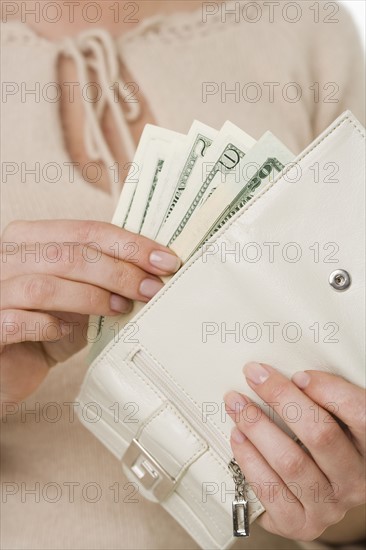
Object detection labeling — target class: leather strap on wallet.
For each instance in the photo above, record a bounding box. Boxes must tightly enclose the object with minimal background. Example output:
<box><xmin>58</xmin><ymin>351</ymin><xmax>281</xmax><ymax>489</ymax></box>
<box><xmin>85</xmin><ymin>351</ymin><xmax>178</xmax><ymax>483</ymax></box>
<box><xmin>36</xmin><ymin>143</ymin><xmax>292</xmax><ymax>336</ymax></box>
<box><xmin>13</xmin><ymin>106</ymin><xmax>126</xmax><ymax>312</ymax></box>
<box><xmin>77</xmin><ymin>111</ymin><xmax>365</xmax><ymax>550</ymax></box>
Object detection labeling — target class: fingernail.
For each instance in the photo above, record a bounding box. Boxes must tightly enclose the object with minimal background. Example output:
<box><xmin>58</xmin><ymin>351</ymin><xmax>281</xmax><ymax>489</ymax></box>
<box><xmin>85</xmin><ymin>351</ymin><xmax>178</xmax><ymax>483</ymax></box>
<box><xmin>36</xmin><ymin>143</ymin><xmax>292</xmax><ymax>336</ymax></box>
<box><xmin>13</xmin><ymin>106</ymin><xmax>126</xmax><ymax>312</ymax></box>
<box><xmin>224</xmin><ymin>391</ymin><xmax>248</xmax><ymax>413</ymax></box>
<box><xmin>149</xmin><ymin>250</ymin><xmax>181</xmax><ymax>273</ymax></box>
<box><xmin>292</xmin><ymin>371</ymin><xmax>310</xmax><ymax>389</ymax></box>
<box><xmin>243</xmin><ymin>362</ymin><xmax>270</xmax><ymax>385</ymax></box>
<box><xmin>110</xmin><ymin>294</ymin><xmax>132</xmax><ymax>313</ymax></box>
<box><xmin>139</xmin><ymin>278</ymin><xmax>164</xmax><ymax>299</ymax></box>
<box><xmin>231</xmin><ymin>427</ymin><xmax>246</xmax><ymax>444</ymax></box>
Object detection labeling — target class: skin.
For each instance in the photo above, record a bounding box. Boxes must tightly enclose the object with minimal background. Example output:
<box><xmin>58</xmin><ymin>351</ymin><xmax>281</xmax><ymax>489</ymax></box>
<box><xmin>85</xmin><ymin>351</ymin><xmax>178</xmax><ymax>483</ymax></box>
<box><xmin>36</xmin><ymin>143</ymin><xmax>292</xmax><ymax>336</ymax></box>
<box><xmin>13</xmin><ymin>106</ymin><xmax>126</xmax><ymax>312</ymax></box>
<box><xmin>0</xmin><ymin>219</ymin><xmax>181</xmax><ymax>404</ymax></box>
<box><xmin>2</xmin><ymin>0</ymin><xmax>365</xmax><ymax>544</ymax></box>
<box><xmin>224</xmin><ymin>363</ymin><xmax>366</xmax><ymax>543</ymax></box>
<box><xmin>4</xmin><ymin>1</ymin><xmax>204</xmax><ymax>191</ymax></box>
<box><xmin>0</xmin><ymin>0</ymin><xmax>194</xmax><ymax>403</ymax></box>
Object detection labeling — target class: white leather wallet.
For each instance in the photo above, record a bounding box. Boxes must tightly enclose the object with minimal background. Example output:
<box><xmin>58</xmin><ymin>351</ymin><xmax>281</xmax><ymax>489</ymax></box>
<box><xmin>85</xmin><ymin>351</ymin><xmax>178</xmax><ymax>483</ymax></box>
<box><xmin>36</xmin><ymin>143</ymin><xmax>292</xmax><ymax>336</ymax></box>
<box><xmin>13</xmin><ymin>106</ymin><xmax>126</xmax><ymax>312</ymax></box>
<box><xmin>77</xmin><ymin>111</ymin><xmax>365</xmax><ymax>550</ymax></box>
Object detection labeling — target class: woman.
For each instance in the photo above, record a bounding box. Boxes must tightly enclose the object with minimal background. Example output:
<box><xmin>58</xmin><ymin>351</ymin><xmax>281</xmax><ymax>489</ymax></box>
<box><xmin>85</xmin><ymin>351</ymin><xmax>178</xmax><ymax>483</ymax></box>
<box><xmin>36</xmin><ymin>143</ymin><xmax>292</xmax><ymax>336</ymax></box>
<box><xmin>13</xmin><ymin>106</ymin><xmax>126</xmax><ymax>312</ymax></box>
<box><xmin>1</xmin><ymin>1</ymin><xmax>365</xmax><ymax>548</ymax></box>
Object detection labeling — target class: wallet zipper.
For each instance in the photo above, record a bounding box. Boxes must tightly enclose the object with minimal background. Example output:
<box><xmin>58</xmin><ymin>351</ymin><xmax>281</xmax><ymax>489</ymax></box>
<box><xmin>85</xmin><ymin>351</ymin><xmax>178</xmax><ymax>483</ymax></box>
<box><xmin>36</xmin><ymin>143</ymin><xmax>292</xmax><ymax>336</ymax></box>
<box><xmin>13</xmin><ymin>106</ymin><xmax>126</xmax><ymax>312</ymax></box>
<box><xmin>228</xmin><ymin>458</ymin><xmax>250</xmax><ymax>537</ymax></box>
<box><xmin>133</xmin><ymin>350</ymin><xmax>250</xmax><ymax>537</ymax></box>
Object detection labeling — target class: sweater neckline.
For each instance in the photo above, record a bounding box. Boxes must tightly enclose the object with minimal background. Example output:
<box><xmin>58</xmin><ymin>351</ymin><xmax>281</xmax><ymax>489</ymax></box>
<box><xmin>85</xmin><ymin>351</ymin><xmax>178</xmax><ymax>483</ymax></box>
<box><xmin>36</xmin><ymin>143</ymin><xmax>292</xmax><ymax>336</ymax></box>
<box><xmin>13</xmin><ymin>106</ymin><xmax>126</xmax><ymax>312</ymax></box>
<box><xmin>0</xmin><ymin>2</ymin><xmax>239</xmax><ymax>203</ymax></box>
<box><xmin>0</xmin><ymin>1</ymin><xmax>238</xmax><ymax>48</ymax></box>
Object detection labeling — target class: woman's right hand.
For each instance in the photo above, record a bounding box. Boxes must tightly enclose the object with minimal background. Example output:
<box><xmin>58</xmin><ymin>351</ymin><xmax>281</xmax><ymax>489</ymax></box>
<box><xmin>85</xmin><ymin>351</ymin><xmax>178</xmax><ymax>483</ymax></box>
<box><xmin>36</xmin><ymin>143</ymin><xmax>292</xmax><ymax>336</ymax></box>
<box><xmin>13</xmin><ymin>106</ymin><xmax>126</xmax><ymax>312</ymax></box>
<box><xmin>0</xmin><ymin>220</ymin><xmax>181</xmax><ymax>407</ymax></box>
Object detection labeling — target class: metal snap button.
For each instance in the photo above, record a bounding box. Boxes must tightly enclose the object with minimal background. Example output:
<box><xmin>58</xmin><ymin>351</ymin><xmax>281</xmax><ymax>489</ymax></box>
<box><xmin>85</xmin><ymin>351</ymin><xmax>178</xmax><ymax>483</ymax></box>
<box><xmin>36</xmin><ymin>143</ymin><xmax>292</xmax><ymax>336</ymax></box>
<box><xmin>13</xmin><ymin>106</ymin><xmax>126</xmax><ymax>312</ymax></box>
<box><xmin>329</xmin><ymin>269</ymin><xmax>351</xmax><ymax>291</ymax></box>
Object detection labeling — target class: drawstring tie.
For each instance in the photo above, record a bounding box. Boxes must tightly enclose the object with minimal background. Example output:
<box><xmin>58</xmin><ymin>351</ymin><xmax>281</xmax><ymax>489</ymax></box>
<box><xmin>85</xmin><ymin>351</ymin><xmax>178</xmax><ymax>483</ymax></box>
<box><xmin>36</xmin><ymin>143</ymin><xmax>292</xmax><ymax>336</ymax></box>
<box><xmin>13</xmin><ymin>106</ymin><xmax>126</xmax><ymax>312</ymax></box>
<box><xmin>62</xmin><ymin>29</ymin><xmax>140</xmax><ymax>201</ymax></box>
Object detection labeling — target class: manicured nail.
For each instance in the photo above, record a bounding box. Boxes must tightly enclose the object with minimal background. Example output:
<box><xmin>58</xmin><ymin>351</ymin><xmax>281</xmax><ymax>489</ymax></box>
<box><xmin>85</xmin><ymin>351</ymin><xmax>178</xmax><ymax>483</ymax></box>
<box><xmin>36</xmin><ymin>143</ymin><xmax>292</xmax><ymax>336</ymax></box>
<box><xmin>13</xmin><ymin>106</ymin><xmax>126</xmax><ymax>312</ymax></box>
<box><xmin>110</xmin><ymin>294</ymin><xmax>132</xmax><ymax>313</ymax></box>
<box><xmin>243</xmin><ymin>362</ymin><xmax>270</xmax><ymax>385</ymax></box>
<box><xmin>231</xmin><ymin>427</ymin><xmax>246</xmax><ymax>444</ymax></box>
<box><xmin>149</xmin><ymin>250</ymin><xmax>181</xmax><ymax>273</ymax></box>
<box><xmin>292</xmin><ymin>371</ymin><xmax>310</xmax><ymax>389</ymax></box>
<box><xmin>224</xmin><ymin>391</ymin><xmax>248</xmax><ymax>413</ymax></box>
<box><xmin>139</xmin><ymin>278</ymin><xmax>164</xmax><ymax>299</ymax></box>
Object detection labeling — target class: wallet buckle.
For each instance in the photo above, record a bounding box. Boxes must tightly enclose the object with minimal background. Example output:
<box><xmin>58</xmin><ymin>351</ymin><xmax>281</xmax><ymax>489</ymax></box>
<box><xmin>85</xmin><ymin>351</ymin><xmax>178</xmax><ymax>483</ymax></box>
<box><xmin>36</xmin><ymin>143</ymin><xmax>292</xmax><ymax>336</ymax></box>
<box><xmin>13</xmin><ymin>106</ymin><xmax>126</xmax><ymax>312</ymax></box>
<box><xmin>123</xmin><ymin>438</ymin><xmax>176</xmax><ymax>501</ymax></box>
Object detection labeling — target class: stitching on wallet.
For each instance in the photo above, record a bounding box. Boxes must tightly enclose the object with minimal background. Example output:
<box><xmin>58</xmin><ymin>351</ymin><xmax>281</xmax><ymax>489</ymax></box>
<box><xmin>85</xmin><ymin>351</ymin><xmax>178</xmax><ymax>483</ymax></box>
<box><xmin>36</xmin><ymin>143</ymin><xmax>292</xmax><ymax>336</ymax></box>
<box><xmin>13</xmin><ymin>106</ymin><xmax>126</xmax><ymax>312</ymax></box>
<box><xmin>84</xmin><ymin>113</ymin><xmax>363</xmax><ymax>506</ymax></box>
<box><xmin>138</xmin><ymin>401</ymin><xmax>207</xmax><ymax>475</ymax></box>
<box><xmin>88</xmin><ymin>113</ymin><xmax>364</xmax><ymax>354</ymax></box>
<box><xmin>106</xmin><ymin>344</ymin><xmax>230</xmax><ymax>445</ymax></box>
<box><xmin>84</xmin><ymin>115</ymin><xmax>363</xmax><ymax>520</ymax></box>
<box><xmin>108</xmin><ymin>356</ymin><xmax>165</xmax><ymax>404</ymax></box>
<box><xmin>110</xmin><ymin>350</ymin><xmax>237</xmax><ymax>483</ymax></box>
<box><xmin>137</xmin><ymin>401</ymin><xmax>169</xmax><ymax>434</ymax></box>
<box><xmin>108</xmin><ymin>351</ymin><xmax>234</xmax><ymax>480</ymax></box>
<box><xmin>137</xmin><ymin>344</ymin><xmax>229</xmax><ymax>442</ymax></box>
<box><xmin>112</xmin><ymin>355</ymin><xmax>208</xmax><ymax>472</ymax></box>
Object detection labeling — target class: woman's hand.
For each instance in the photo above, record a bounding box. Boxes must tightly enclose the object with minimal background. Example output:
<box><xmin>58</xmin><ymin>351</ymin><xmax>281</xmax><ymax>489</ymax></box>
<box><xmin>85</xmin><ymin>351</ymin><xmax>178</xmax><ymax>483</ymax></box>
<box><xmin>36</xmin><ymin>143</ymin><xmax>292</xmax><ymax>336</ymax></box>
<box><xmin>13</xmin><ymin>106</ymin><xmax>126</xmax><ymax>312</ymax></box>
<box><xmin>224</xmin><ymin>364</ymin><xmax>366</xmax><ymax>542</ymax></box>
<box><xmin>0</xmin><ymin>219</ymin><xmax>180</xmax><ymax>406</ymax></box>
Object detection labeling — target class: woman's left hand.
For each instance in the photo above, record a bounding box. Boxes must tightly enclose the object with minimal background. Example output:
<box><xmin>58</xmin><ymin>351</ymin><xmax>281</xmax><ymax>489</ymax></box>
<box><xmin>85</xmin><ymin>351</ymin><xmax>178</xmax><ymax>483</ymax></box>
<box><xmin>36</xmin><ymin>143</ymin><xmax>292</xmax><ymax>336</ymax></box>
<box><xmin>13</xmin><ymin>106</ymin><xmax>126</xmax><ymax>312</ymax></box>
<box><xmin>224</xmin><ymin>364</ymin><xmax>366</xmax><ymax>542</ymax></box>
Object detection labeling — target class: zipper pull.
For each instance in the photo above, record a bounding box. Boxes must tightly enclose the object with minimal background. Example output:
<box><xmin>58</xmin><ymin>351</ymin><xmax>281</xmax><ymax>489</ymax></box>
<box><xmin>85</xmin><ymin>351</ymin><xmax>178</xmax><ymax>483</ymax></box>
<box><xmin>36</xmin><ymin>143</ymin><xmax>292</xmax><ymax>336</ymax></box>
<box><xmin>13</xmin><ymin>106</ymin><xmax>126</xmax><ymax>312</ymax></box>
<box><xmin>228</xmin><ymin>458</ymin><xmax>249</xmax><ymax>537</ymax></box>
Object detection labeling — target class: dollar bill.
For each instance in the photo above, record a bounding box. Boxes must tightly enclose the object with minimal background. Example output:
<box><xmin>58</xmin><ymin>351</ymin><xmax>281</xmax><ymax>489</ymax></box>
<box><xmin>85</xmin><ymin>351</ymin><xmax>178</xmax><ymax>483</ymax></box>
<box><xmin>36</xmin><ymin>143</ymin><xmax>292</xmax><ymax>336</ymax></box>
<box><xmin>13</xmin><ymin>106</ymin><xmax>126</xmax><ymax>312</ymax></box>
<box><xmin>140</xmin><ymin>121</ymin><xmax>218</xmax><ymax>239</ymax></box>
<box><xmin>170</xmin><ymin>132</ymin><xmax>295</xmax><ymax>262</ymax></box>
<box><xmin>95</xmin><ymin>126</ymin><xmax>184</xmax><ymax>338</ymax></box>
<box><xmin>157</xmin><ymin>121</ymin><xmax>256</xmax><ymax>246</ymax></box>
<box><xmin>111</xmin><ymin>125</ymin><xmax>184</xmax><ymax>229</ymax></box>
<box><xmin>124</xmin><ymin>139</ymin><xmax>178</xmax><ymax>233</ymax></box>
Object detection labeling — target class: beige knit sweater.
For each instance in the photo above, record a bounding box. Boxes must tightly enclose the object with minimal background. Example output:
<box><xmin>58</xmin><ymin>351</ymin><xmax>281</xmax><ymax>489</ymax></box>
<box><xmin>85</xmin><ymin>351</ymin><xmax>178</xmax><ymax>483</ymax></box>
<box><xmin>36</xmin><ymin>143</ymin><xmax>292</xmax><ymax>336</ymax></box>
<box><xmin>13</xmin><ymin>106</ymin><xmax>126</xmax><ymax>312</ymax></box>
<box><xmin>1</xmin><ymin>2</ymin><xmax>365</xmax><ymax>549</ymax></box>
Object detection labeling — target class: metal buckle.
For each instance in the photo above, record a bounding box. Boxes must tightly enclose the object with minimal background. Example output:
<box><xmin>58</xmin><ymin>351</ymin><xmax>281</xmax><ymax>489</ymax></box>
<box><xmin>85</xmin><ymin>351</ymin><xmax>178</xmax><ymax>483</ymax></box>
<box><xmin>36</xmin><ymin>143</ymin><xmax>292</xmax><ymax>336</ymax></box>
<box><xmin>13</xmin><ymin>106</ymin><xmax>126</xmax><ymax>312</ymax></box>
<box><xmin>123</xmin><ymin>439</ymin><xmax>176</xmax><ymax>501</ymax></box>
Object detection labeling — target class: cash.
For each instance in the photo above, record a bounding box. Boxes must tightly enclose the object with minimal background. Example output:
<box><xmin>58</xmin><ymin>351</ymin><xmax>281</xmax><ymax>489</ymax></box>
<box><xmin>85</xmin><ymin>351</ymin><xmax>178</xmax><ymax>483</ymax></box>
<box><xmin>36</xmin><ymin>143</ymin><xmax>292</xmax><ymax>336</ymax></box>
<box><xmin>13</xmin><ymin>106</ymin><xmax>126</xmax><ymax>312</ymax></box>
<box><xmin>170</xmin><ymin>132</ymin><xmax>294</xmax><ymax>262</ymax></box>
<box><xmin>141</xmin><ymin>120</ymin><xmax>218</xmax><ymax>239</ymax></box>
<box><xmin>93</xmin><ymin>125</ymin><xmax>184</xmax><ymax>341</ymax></box>
<box><xmin>91</xmin><ymin>119</ymin><xmax>295</xmax><ymax>355</ymax></box>
<box><xmin>157</xmin><ymin>121</ymin><xmax>256</xmax><ymax>246</ymax></box>
<box><xmin>111</xmin><ymin>125</ymin><xmax>185</xmax><ymax>229</ymax></box>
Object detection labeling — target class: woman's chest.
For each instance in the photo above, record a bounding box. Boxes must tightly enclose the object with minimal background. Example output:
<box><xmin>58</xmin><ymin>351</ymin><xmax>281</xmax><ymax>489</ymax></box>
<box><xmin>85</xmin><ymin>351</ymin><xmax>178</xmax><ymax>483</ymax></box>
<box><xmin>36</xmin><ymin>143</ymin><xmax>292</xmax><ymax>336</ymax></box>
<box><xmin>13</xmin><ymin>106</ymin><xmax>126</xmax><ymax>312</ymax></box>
<box><xmin>57</xmin><ymin>53</ymin><xmax>156</xmax><ymax>192</ymax></box>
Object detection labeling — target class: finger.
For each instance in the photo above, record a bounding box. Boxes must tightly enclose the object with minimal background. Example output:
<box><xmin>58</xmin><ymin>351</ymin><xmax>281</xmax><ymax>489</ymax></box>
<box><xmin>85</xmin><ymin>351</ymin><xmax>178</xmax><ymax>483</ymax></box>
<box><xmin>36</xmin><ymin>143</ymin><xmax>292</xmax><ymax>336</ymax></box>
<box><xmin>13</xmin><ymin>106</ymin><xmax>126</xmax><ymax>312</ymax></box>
<box><xmin>292</xmin><ymin>370</ymin><xmax>366</xmax><ymax>454</ymax></box>
<box><xmin>229</xmin><ymin>426</ymin><xmax>305</xmax><ymax>540</ymax></box>
<box><xmin>2</xmin><ymin>243</ymin><xmax>165</xmax><ymax>302</ymax></box>
<box><xmin>224</xmin><ymin>392</ymin><xmax>331</xmax><ymax>508</ymax></box>
<box><xmin>1</xmin><ymin>220</ymin><xmax>181</xmax><ymax>275</ymax></box>
<box><xmin>1</xmin><ymin>275</ymin><xmax>132</xmax><ymax>315</ymax></box>
<box><xmin>242</xmin><ymin>362</ymin><xmax>363</xmax><ymax>489</ymax></box>
<box><xmin>0</xmin><ymin>309</ymin><xmax>70</xmax><ymax>345</ymax></box>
